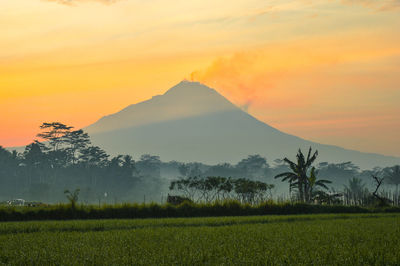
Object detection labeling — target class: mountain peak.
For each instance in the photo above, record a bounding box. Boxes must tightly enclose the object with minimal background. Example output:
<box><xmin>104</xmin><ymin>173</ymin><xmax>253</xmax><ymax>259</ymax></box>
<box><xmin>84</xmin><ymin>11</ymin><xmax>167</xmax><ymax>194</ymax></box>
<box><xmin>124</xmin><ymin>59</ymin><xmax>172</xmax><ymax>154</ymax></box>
<box><xmin>164</xmin><ymin>80</ymin><xmax>216</xmax><ymax>96</ymax></box>
<box><xmin>160</xmin><ymin>80</ymin><xmax>235</xmax><ymax>109</ymax></box>
<box><xmin>86</xmin><ymin>80</ymin><xmax>238</xmax><ymax>135</ymax></box>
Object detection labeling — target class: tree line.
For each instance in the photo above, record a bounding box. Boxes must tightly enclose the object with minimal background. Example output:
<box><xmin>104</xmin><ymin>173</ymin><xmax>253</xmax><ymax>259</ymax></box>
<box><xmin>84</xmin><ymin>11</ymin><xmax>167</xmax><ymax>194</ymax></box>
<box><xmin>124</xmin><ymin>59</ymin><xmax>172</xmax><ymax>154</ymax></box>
<box><xmin>0</xmin><ymin>121</ymin><xmax>399</xmax><ymax>206</ymax></box>
<box><xmin>0</xmin><ymin>122</ymin><xmax>161</xmax><ymax>203</ymax></box>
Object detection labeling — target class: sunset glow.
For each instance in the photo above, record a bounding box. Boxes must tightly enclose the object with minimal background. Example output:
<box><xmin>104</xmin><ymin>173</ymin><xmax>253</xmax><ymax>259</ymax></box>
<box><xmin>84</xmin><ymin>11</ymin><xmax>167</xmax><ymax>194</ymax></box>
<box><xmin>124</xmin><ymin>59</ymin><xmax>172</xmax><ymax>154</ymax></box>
<box><xmin>1</xmin><ymin>0</ymin><xmax>399</xmax><ymax>156</ymax></box>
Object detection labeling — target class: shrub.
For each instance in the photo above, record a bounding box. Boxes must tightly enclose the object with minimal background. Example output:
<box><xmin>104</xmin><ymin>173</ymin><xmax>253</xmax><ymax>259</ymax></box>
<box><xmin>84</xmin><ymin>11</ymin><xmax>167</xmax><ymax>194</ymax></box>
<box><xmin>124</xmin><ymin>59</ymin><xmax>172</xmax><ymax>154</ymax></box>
<box><xmin>0</xmin><ymin>201</ymin><xmax>399</xmax><ymax>221</ymax></box>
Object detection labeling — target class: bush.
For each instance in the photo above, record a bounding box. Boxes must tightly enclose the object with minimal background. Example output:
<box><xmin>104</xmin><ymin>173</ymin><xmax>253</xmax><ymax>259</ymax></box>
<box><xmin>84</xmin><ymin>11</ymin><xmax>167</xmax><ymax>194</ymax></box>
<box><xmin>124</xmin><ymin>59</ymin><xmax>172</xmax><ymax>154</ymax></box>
<box><xmin>0</xmin><ymin>201</ymin><xmax>399</xmax><ymax>221</ymax></box>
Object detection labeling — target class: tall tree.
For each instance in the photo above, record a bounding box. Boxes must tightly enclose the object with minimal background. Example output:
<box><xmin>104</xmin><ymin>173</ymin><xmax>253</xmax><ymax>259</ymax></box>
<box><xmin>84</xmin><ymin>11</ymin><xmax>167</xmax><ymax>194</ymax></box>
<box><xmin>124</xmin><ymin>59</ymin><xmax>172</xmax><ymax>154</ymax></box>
<box><xmin>23</xmin><ymin>141</ymin><xmax>48</xmax><ymax>184</ymax></box>
<box><xmin>306</xmin><ymin>167</ymin><xmax>332</xmax><ymax>200</ymax></box>
<box><xmin>78</xmin><ymin>146</ymin><xmax>109</xmax><ymax>188</ymax></box>
<box><xmin>0</xmin><ymin>146</ymin><xmax>20</xmax><ymax>198</ymax></box>
<box><xmin>236</xmin><ymin>155</ymin><xmax>269</xmax><ymax>179</ymax></box>
<box><xmin>63</xmin><ymin>129</ymin><xmax>91</xmax><ymax>164</ymax></box>
<box><xmin>317</xmin><ymin>161</ymin><xmax>360</xmax><ymax>184</ymax></box>
<box><xmin>37</xmin><ymin>122</ymin><xmax>73</xmax><ymax>151</ymax></box>
<box><xmin>275</xmin><ymin>147</ymin><xmax>318</xmax><ymax>202</ymax></box>
<box><xmin>137</xmin><ymin>154</ymin><xmax>161</xmax><ymax>178</ymax></box>
<box><xmin>79</xmin><ymin>146</ymin><xmax>109</xmax><ymax>167</ymax></box>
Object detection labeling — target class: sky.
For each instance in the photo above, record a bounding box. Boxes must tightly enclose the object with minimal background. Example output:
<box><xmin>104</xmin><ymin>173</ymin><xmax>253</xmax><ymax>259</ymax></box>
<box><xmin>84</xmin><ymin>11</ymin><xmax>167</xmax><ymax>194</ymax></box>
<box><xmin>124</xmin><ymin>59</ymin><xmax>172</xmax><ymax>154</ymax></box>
<box><xmin>1</xmin><ymin>0</ymin><xmax>399</xmax><ymax>157</ymax></box>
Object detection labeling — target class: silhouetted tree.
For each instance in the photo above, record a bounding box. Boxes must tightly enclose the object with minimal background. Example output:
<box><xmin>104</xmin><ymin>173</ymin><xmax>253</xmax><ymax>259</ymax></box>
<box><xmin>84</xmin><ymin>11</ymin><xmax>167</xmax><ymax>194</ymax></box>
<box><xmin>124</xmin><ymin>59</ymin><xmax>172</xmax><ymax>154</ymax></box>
<box><xmin>371</xmin><ymin>174</ymin><xmax>391</xmax><ymax>206</ymax></box>
<box><xmin>313</xmin><ymin>188</ymin><xmax>342</xmax><ymax>205</ymax></box>
<box><xmin>104</xmin><ymin>155</ymin><xmax>138</xmax><ymax>198</ymax></box>
<box><xmin>37</xmin><ymin>122</ymin><xmax>73</xmax><ymax>151</ymax></box>
<box><xmin>275</xmin><ymin>147</ymin><xmax>318</xmax><ymax>202</ymax></box>
<box><xmin>64</xmin><ymin>188</ymin><xmax>80</xmax><ymax>209</ymax></box>
<box><xmin>307</xmin><ymin>167</ymin><xmax>332</xmax><ymax>200</ymax></box>
<box><xmin>23</xmin><ymin>141</ymin><xmax>48</xmax><ymax>184</ymax></box>
<box><xmin>236</xmin><ymin>154</ymin><xmax>270</xmax><ymax>179</ymax></box>
<box><xmin>64</xmin><ymin>129</ymin><xmax>91</xmax><ymax>164</ymax></box>
<box><xmin>233</xmin><ymin>178</ymin><xmax>274</xmax><ymax>204</ymax></box>
<box><xmin>170</xmin><ymin>177</ymin><xmax>199</xmax><ymax>200</ymax></box>
<box><xmin>166</xmin><ymin>194</ymin><xmax>192</xmax><ymax>205</ymax></box>
<box><xmin>78</xmin><ymin>146</ymin><xmax>109</xmax><ymax>188</ymax></box>
<box><xmin>79</xmin><ymin>146</ymin><xmax>109</xmax><ymax>167</ymax></box>
<box><xmin>317</xmin><ymin>161</ymin><xmax>360</xmax><ymax>184</ymax></box>
<box><xmin>0</xmin><ymin>146</ymin><xmax>20</xmax><ymax>198</ymax></box>
<box><xmin>137</xmin><ymin>154</ymin><xmax>161</xmax><ymax>178</ymax></box>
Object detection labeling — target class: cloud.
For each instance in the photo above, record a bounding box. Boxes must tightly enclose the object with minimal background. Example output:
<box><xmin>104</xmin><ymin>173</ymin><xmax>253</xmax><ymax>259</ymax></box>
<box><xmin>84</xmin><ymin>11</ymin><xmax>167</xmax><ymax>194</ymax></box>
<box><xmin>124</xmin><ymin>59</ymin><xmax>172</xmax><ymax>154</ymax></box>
<box><xmin>187</xmin><ymin>37</ymin><xmax>344</xmax><ymax>108</ymax></box>
<box><xmin>189</xmin><ymin>52</ymin><xmax>268</xmax><ymax>109</ymax></box>
<box><xmin>188</xmin><ymin>30</ymin><xmax>400</xmax><ymax>112</ymax></box>
<box><xmin>341</xmin><ymin>0</ymin><xmax>400</xmax><ymax>11</ymax></box>
<box><xmin>41</xmin><ymin>0</ymin><xmax>120</xmax><ymax>5</ymax></box>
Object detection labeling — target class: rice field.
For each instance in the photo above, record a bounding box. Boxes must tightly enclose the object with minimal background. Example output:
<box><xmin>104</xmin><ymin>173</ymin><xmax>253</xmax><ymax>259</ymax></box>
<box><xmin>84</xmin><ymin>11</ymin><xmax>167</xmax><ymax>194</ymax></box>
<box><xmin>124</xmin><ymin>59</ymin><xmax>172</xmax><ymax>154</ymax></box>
<box><xmin>0</xmin><ymin>213</ymin><xmax>399</xmax><ymax>265</ymax></box>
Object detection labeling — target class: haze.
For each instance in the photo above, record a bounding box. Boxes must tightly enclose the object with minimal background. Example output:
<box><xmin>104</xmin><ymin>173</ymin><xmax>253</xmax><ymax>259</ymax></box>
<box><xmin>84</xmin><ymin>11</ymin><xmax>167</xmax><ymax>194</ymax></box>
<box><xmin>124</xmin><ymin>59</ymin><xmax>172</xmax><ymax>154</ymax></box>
<box><xmin>1</xmin><ymin>0</ymin><xmax>400</xmax><ymax>156</ymax></box>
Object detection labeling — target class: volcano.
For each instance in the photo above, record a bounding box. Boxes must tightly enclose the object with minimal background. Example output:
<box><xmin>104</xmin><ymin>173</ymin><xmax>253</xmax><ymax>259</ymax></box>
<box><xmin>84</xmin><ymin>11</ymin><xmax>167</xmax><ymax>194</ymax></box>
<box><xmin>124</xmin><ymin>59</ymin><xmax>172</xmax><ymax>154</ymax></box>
<box><xmin>85</xmin><ymin>81</ymin><xmax>399</xmax><ymax>169</ymax></box>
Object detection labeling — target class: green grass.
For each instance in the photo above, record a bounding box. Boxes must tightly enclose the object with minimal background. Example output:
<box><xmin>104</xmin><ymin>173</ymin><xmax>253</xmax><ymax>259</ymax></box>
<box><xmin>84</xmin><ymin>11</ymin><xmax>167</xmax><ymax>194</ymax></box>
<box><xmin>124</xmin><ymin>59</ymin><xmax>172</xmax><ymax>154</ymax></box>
<box><xmin>0</xmin><ymin>213</ymin><xmax>399</xmax><ymax>265</ymax></box>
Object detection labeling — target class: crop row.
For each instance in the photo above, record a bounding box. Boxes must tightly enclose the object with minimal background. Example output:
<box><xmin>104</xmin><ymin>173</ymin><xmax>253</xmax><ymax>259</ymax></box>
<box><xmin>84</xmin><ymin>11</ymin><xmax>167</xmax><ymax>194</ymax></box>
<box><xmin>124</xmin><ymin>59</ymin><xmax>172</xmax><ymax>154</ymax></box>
<box><xmin>0</xmin><ymin>214</ymin><xmax>399</xmax><ymax>265</ymax></box>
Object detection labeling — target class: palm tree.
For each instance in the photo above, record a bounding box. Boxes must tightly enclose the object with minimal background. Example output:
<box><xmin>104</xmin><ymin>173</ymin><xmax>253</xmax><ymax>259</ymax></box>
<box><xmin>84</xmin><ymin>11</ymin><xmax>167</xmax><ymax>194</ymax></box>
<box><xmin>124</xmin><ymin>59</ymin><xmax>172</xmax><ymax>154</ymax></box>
<box><xmin>307</xmin><ymin>167</ymin><xmax>332</xmax><ymax>200</ymax></box>
<box><xmin>275</xmin><ymin>147</ymin><xmax>318</xmax><ymax>202</ymax></box>
<box><xmin>384</xmin><ymin>165</ymin><xmax>400</xmax><ymax>205</ymax></box>
<box><xmin>64</xmin><ymin>188</ymin><xmax>80</xmax><ymax>210</ymax></box>
<box><xmin>288</xmin><ymin>167</ymin><xmax>331</xmax><ymax>202</ymax></box>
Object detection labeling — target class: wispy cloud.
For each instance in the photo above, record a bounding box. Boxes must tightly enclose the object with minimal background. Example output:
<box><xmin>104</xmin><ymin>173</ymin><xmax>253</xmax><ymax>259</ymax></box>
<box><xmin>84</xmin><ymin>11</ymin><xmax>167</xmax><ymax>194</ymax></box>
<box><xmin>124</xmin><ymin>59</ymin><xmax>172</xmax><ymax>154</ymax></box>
<box><xmin>341</xmin><ymin>0</ymin><xmax>400</xmax><ymax>11</ymax></box>
<box><xmin>40</xmin><ymin>0</ymin><xmax>400</xmax><ymax>11</ymax></box>
<box><xmin>41</xmin><ymin>0</ymin><xmax>120</xmax><ymax>5</ymax></box>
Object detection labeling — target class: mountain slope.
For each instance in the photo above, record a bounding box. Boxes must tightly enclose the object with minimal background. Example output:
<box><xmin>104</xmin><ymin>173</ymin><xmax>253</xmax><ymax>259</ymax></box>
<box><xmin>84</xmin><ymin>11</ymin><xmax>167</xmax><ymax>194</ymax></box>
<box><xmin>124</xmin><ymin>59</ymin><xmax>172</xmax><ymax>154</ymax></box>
<box><xmin>85</xmin><ymin>81</ymin><xmax>399</xmax><ymax>169</ymax></box>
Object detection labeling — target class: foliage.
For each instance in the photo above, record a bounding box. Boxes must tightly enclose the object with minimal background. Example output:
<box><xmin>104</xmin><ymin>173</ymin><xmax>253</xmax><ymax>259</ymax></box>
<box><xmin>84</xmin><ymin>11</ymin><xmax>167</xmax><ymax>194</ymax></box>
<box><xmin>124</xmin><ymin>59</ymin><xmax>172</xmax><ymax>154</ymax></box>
<box><xmin>307</xmin><ymin>167</ymin><xmax>332</xmax><ymax>198</ymax></box>
<box><xmin>167</xmin><ymin>195</ymin><xmax>192</xmax><ymax>205</ymax></box>
<box><xmin>37</xmin><ymin>122</ymin><xmax>73</xmax><ymax>151</ymax></box>
<box><xmin>170</xmin><ymin>176</ymin><xmax>274</xmax><ymax>204</ymax></box>
<box><xmin>0</xmin><ymin>122</ymin><xmax>145</xmax><ymax>203</ymax></box>
<box><xmin>313</xmin><ymin>189</ymin><xmax>342</xmax><ymax>205</ymax></box>
<box><xmin>1</xmin><ymin>122</ymin><xmax>400</xmax><ymax>206</ymax></box>
<box><xmin>64</xmin><ymin>189</ymin><xmax>80</xmax><ymax>209</ymax></box>
<box><xmin>0</xmin><ymin>201</ymin><xmax>398</xmax><ymax>222</ymax></box>
<box><xmin>275</xmin><ymin>147</ymin><xmax>331</xmax><ymax>203</ymax></box>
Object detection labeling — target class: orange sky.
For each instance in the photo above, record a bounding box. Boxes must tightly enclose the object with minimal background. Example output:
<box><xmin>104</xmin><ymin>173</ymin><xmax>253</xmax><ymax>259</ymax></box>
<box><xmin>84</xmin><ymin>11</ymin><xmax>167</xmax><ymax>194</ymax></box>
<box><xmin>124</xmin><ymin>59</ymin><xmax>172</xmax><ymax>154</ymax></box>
<box><xmin>1</xmin><ymin>0</ymin><xmax>399</xmax><ymax>157</ymax></box>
